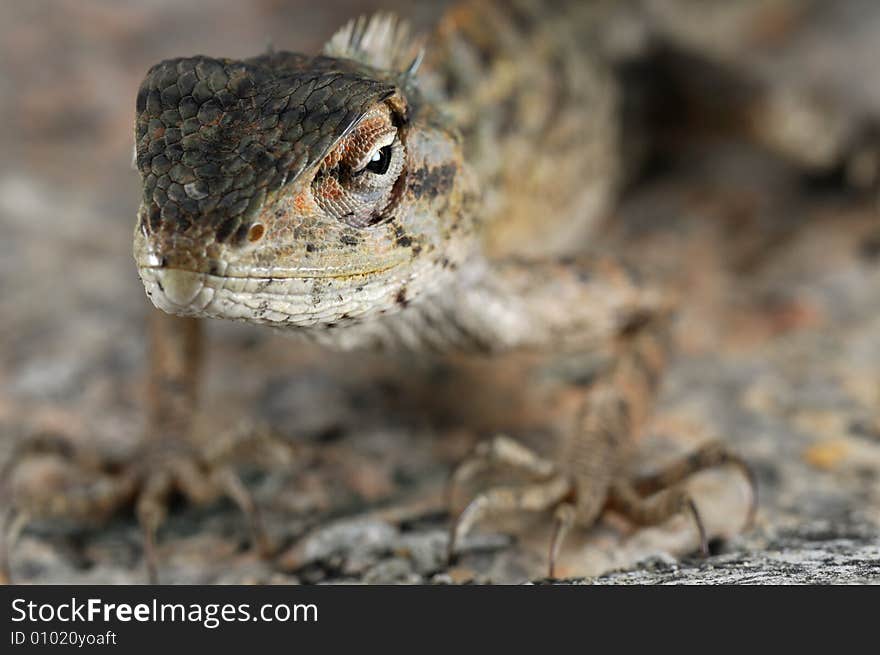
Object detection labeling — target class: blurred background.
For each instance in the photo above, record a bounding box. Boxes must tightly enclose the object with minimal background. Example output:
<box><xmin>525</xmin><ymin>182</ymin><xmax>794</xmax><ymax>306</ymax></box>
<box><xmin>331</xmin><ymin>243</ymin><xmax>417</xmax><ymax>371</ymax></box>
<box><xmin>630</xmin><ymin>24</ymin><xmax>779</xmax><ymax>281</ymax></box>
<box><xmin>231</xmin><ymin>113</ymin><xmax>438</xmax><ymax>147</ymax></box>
<box><xmin>1</xmin><ymin>0</ymin><xmax>878</xmax><ymax>583</ymax></box>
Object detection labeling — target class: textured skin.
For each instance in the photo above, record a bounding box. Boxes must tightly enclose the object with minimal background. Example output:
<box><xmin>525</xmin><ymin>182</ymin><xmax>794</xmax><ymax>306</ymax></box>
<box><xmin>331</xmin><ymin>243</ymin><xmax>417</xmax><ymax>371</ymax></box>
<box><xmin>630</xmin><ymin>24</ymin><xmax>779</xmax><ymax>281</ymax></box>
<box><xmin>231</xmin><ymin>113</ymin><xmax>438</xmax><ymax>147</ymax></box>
<box><xmin>5</xmin><ymin>0</ymin><xmax>869</xmax><ymax>581</ymax></box>
<box><xmin>421</xmin><ymin>1</ymin><xmax>623</xmax><ymax>258</ymax></box>
<box><xmin>134</xmin><ymin>0</ymin><xmax>858</xmax><ymax>340</ymax></box>
<box><xmin>127</xmin><ymin>0</ymin><xmax>752</xmax><ymax>575</ymax></box>
<box><xmin>135</xmin><ymin>54</ymin><xmax>397</xmax><ymax>252</ymax></box>
<box><xmin>133</xmin><ymin>47</ymin><xmax>480</xmax><ymax>342</ymax></box>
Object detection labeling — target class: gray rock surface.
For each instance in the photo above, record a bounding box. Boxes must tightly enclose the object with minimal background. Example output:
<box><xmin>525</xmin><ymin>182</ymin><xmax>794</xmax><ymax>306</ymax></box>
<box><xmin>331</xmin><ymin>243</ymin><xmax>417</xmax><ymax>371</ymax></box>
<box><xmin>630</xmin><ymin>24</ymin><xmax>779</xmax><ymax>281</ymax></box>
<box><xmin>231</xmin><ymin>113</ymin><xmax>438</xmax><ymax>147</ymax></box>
<box><xmin>587</xmin><ymin>523</ymin><xmax>880</xmax><ymax>585</ymax></box>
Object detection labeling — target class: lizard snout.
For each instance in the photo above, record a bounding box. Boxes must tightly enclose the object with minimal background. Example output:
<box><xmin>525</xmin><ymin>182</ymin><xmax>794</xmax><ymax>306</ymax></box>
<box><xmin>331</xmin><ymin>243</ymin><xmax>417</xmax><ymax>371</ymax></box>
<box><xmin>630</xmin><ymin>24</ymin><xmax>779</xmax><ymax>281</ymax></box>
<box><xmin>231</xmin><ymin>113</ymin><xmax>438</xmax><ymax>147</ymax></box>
<box><xmin>153</xmin><ymin>268</ymin><xmax>205</xmax><ymax>307</ymax></box>
<box><xmin>138</xmin><ymin>265</ymin><xmax>211</xmax><ymax>316</ymax></box>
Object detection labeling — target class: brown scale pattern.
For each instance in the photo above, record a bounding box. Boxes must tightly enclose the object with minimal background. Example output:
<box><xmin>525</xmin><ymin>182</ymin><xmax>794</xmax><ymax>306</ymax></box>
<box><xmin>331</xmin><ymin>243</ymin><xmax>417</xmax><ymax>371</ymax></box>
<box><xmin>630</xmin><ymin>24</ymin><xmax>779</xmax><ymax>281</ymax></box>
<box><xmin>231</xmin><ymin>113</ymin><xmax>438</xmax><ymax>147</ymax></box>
<box><xmin>134</xmin><ymin>53</ymin><xmax>396</xmax><ymax>245</ymax></box>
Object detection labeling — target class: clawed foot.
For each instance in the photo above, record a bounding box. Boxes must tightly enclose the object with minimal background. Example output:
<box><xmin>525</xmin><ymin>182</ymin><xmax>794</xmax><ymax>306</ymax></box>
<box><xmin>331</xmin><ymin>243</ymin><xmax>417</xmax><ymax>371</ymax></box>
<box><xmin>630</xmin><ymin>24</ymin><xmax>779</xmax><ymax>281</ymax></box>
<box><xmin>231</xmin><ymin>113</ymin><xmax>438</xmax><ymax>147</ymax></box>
<box><xmin>446</xmin><ymin>436</ymin><xmax>757</xmax><ymax>578</ymax></box>
<box><xmin>134</xmin><ymin>442</ymin><xmax>273</xmax><ymax>583</ymax></box>
<box><xmin>446</xmin><ymin>435</ymin><xmax>573</xmax><ymax>577</ymax></box>
<box><xmin>1</xmin><ymin>425</ymin><xmax>288</xmax><ymax>583</ymax></box>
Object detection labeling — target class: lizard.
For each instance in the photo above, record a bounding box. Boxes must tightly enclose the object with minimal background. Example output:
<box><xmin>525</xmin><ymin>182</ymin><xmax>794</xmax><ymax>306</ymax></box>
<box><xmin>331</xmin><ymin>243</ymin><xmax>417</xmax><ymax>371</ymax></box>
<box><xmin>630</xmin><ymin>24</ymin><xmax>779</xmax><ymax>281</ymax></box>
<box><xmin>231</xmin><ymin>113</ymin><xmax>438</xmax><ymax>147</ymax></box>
<box><xmin>3</xmin><ymin>0</ymin><xmax>876</xmax><ymax>583</ymax></box>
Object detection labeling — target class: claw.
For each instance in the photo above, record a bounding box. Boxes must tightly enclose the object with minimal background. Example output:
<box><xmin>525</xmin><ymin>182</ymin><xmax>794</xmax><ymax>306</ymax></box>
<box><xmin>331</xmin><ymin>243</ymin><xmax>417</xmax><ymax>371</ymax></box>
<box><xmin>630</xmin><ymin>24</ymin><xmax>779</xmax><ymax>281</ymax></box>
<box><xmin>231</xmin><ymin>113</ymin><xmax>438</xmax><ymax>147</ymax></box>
<box><xmin>447</xmin><ymin>494</ymin><xmax>487</xmax><ymax>564</ymax></box>
<box><xmin>633</xmin><ymin>442</ymin><xmax>759</xmax><ymax>536</ymax></box>
<box><xmin>738</xmin><ymin>460</ymin><xmax>759</xmax><ymax>530</ymax></box>
<box><xmin>142</xmin><ymin>521</ymin><xmax>160</xmax><ymax>584</ymax></box>
<box><xmin>213</xmin><ymin>467</ymin><xmax>273</xmax><ymax>558</ymax></box>
<box><xmin>446</xmin><ymin>457</ymin><xmax>490</xmax><ymax>512</ymax></box>
<box><xmin>1</xmin><ymin>509</ymin><xmax>29</xmax><ymax>585</ymax></box>
<box><xmin>686</xmin><ymin>498</ymin><xmax>709</xmax><ymax>557</ymax></box>
<box><xmin>448</xmin><ymin>477</ymin><xmax>571</xmax><ymax>567</ymax></box>
<box><xmin>446</xmin><ymin>525</ymin><xmax>458</xmax><ymax>566</ymax></box>
<box><xmin>137</xmin><ymin>470</ymin><xmax>173</xmax><ymax>584</ymax></box>
<box><xmin>447</xmin><ymin>435</ymin><xmax>559</xmax><ymax>514</ymax></box>
<box><xmin>548</xmin><ymin>503</ymin><xmax>575</xmax><ymax>579</ymax></box>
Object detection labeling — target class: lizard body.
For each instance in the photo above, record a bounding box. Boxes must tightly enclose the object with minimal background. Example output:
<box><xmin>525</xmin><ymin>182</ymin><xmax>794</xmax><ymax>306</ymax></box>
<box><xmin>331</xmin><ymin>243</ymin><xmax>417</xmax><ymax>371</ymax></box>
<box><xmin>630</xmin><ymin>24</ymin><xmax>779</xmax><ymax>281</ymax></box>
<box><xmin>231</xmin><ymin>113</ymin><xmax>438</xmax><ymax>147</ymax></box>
<box><xmin>6</xmin><ymin>0</ymin><xmax>875</xmax><ymax>581</ymax></box>
<box><xmin>129</xmin><ymin>0</ymin><xmax>748</xmax><ymax>575</ymax></box>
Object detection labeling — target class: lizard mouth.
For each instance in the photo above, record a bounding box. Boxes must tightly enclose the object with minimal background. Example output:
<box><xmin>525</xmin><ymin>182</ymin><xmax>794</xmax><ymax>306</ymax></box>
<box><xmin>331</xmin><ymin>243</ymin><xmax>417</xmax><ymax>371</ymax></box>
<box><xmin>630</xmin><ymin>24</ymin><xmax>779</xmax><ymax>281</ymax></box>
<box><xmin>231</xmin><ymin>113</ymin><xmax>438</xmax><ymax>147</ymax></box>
<box><xmin>133</xmin><ymin>227</ymin><xmax>412</xmax><ymax>326</ymax></box>
<box><xmin>136</xmin><ymin>248</ymin><xmax>405</xmax><ymax>281</ymax></box>
<box><xmin>137</xmin><ymin>262</ymin><xmax>405</xmax><ymax>327</ymax></box>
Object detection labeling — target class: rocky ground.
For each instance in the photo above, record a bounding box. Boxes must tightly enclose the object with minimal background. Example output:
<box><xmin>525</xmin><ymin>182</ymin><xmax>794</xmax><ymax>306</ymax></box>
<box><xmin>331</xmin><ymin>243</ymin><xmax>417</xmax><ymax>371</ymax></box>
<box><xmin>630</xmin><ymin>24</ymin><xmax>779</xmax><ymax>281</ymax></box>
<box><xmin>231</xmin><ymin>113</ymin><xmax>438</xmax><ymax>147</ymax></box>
<box><xmin>1</xmin><ymin>0</ymin><xmax>878</xmax><ymax>584</ymax></box>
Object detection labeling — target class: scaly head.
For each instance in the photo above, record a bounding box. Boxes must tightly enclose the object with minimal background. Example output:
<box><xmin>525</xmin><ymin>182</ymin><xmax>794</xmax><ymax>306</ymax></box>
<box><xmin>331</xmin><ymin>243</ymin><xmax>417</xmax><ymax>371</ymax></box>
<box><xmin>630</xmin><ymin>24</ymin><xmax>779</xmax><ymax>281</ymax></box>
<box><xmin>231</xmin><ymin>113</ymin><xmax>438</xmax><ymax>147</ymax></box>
<box><xmin>133</xmin><ymin>16</ymin><xmax>476</xmax><ymax>329</ymax></box>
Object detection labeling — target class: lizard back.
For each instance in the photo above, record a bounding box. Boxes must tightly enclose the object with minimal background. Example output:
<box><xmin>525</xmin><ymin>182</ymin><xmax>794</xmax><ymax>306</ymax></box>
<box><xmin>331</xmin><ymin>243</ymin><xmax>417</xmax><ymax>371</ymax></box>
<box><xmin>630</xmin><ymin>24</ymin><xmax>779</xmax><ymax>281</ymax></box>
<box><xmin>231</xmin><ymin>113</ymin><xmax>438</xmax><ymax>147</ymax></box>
<box><xmin>423</xmin><ymin>0</ymin><xmax>623</xmax><ymax>258</ymax></box>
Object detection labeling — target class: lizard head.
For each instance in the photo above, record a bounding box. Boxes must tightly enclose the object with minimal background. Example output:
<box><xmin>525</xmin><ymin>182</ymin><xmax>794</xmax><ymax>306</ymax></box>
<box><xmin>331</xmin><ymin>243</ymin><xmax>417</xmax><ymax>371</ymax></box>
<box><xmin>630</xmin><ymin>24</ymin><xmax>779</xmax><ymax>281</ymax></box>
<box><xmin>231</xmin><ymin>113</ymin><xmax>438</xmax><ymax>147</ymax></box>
<box><xmin>134</xmin><ymin>16</ymin><xmax>476</xmax><ymax>330</ymax></box>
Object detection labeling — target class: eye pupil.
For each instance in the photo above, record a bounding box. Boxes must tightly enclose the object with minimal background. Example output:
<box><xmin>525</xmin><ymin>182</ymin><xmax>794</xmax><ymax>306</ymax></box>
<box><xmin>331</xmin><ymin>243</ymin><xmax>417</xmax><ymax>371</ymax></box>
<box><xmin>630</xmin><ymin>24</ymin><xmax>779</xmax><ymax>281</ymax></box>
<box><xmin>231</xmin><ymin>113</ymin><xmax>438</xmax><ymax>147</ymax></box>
<box><xmin>365</xmin><ymin>145</ymin><xmax>392</xmax><ymax>175</ymax></box>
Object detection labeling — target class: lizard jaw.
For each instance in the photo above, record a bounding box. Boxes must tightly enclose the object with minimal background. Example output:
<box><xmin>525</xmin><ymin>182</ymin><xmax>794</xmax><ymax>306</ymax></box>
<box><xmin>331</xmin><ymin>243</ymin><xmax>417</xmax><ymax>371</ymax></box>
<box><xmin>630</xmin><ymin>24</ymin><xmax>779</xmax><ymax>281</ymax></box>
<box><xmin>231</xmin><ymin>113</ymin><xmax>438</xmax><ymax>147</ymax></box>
<box><xmin>136</xmin><ymin>263</ymin><xmax>417</xmax><ymax>328</ymax></box>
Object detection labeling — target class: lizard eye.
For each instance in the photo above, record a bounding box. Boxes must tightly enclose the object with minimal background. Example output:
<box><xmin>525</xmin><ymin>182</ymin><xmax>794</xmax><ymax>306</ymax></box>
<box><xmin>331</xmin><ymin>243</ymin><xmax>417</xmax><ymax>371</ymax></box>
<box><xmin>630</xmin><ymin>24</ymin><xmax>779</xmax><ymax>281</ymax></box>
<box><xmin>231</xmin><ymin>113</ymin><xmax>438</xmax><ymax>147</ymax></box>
<box><xmin>364</xmin><ymin>145</ymin><xmax>392</xmax><ymax>175</ymax></box>
<box><xmin>346</xmin><ymin>132</ymin><xmax>404</xmax><ymax>191</ymax></box>
<box><xmin>310</xmin><ymin>104</ymin><xmax>406</xmax><ymax>228</ymax></box>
